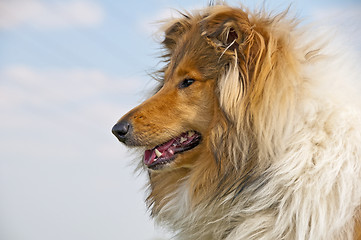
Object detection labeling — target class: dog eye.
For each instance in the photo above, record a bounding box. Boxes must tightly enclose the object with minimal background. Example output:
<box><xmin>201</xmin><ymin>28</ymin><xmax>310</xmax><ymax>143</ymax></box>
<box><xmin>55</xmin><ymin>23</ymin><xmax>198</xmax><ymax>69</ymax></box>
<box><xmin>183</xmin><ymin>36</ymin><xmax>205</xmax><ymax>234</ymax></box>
<box><xmin>178</xmin><ymin>78</ymin><xmax>195</xmax><ymax>89</ymax></box>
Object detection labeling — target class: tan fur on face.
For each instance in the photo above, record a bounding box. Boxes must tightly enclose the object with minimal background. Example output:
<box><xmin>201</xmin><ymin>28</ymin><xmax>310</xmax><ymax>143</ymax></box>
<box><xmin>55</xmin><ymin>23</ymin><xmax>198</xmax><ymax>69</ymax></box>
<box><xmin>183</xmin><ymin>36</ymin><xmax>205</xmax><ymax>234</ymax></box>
<box><xmin>115</xmin><ymin>4</ymin><xmax>361</xmax><ymax>240</ymax></box>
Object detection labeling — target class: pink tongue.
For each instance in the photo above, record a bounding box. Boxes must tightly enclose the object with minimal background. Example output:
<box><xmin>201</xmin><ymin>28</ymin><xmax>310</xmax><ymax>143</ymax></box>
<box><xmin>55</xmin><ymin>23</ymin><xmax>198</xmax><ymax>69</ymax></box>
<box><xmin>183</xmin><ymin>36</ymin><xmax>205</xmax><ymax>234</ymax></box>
<box><xmin>143</xmin><ymin>139</ymin><xmax>176</xmax><ymax>166</ymax></box>
<box><xmin>144</xmin><ymin>150</ymin><xmax>156</xmax><ymax>165</ymax></box>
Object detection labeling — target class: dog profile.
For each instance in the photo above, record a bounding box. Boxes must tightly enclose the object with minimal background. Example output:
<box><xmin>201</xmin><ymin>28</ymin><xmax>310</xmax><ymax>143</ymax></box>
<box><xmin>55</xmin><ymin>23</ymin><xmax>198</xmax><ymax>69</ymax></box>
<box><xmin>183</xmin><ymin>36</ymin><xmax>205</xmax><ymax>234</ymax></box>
<box><xmin>112</xmin><ymin>3</ymin><xmax>361</xmax><ymax>239</ymax></box>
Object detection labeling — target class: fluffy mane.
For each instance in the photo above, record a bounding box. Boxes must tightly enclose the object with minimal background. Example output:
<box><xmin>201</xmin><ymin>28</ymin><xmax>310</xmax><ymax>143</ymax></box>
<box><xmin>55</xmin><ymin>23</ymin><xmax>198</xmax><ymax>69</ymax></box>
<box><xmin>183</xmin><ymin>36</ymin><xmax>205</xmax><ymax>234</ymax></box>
<box><xmin>112</xmin><ymin>3</ymin><xmax>361</xmax><ymax>240</ymax></box>
<box><xmin>147</xmin><ymin>5</ymin><xmax>361</xmax><ymax>240</ymax></box>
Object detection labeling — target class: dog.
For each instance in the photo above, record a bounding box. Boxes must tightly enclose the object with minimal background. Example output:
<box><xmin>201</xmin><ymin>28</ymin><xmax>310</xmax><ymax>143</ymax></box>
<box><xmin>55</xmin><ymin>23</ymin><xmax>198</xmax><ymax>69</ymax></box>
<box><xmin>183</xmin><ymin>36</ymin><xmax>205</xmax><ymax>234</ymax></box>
<box><xmin>112</xmin><ymin>3</ymin><xmax>361</xmax><ymax>240</ymax></box>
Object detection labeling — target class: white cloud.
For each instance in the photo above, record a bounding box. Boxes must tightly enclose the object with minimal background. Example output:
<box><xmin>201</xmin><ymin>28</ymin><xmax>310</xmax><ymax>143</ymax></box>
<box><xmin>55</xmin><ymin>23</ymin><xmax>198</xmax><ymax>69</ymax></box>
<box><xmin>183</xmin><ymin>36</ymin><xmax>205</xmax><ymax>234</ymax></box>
<box><xmin>0</xmin><ymin>65</ymin><xmax>144</xmax><ymax>109</ymax></box>
<box><xmin>0</xmin><ymin>0</ymin><xmax>104</xmax><ymax>30</ymax></box>
<box><xmin>0</xmin><ymin>65</ymin><xmax>149</xmax><ymax>164</ymax></box>
<box><xmin>0</xmin><ymin>65</ymin><xmax>146</xmax><ymax>162</ymax></box>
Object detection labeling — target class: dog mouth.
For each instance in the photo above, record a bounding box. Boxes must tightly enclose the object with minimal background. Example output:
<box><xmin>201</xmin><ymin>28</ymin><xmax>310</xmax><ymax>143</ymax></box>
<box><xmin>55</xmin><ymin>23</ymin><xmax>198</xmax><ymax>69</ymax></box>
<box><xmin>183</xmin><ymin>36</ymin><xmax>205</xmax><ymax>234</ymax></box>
<box><xmin>143</xmin><ymin>131</ymin><xmax>202</xmax><ymax>170</ymax></box>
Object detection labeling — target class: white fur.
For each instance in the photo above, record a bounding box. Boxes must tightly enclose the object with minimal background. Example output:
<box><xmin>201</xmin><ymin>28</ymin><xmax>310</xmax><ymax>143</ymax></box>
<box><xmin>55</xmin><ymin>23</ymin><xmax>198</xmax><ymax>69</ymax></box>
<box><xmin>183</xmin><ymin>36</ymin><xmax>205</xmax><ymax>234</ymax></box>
<box><xmin>151</xmin><ymin>8</ymin><xmax>361</xmax><ymax>240</ymax></box>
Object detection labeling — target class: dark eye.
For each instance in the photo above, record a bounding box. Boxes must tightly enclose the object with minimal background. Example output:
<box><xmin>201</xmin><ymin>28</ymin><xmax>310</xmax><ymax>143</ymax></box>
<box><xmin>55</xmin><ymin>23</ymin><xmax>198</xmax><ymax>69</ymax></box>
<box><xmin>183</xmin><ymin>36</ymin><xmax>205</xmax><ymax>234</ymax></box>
<box><xmin>178</xmin><ymin>78</ymin><xmax>195</xmax><ymax>89</ymax></box>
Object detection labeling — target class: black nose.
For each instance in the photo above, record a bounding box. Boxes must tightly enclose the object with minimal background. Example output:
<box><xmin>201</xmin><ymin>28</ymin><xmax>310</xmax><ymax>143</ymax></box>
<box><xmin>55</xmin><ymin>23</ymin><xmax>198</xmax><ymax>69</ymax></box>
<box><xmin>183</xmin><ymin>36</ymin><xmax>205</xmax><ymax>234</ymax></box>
<box><xmin>112</xmin><ymin>121</ymin><xmax>131</xmax><ymax>142</ymax></box>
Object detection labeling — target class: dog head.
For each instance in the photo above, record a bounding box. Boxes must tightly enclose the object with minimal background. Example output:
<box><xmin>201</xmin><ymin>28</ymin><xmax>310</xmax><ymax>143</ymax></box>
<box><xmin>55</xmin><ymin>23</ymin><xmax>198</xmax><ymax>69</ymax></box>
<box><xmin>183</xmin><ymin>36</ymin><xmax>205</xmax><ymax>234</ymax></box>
<box><xmin>112</xmin><ymin>6</ymin><xmax>264</xmax><ymax>172</ymax></box>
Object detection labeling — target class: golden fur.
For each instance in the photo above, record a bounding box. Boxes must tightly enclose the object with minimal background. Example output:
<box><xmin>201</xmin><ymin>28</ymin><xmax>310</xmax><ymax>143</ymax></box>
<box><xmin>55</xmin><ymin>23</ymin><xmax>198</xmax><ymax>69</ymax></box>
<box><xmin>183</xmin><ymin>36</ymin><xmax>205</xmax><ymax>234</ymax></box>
<box><xmin>113</xmin><ymin>4</ymin><xmax>361</xmax><ymax>240</ymax></box>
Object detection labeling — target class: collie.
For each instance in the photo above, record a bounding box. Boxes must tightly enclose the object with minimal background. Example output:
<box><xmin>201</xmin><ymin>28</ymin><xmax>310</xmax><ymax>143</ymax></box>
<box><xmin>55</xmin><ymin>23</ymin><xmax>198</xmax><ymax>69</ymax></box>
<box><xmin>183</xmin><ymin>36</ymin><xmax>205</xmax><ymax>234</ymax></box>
<box><xmin>112</xmin><ymin>4</ymin><xmax>361</xmax><ymax>239</ymax></box>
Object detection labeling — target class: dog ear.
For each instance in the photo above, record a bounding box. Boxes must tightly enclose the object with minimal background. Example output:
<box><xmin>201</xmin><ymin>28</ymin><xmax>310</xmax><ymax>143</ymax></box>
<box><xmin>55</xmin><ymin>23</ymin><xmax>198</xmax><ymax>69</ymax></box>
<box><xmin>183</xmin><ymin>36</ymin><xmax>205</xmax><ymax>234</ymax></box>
<box><xmin>162</xmin><ymin>17</ymin><xmax>190</xmax><ymax>51</ymax></box>
<box><xmin>200</xmin><ymin>9</ymin><xmax>252</xmax><ymax>52</ymax></box>
<box><xmin>202</xmin><ymin>9</ymin><xmax>261</xmax><ymax>124</ymax></box>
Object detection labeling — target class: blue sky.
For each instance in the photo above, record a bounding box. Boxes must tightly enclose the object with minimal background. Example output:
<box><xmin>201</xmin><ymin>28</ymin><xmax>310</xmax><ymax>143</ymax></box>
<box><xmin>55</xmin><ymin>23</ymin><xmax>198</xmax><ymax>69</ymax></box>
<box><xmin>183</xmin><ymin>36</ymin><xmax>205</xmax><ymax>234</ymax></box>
<box><xmin>0</xmin><ymin>1</ymin><xmax>360</xmax><ymax>240</ymax></box>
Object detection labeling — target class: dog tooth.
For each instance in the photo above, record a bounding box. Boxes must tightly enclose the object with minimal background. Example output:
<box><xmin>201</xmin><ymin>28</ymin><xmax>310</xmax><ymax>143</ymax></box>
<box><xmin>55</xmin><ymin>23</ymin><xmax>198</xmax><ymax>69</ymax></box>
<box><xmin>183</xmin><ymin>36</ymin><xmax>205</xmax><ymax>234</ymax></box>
<box><xmin>155</xmin><ymin>148</ymin><xmax>162</xmax><ymax>158</ymax></box>
<box><xmin>188</xmin><ymin>131</ymin><xmax>195</xmax><ymax>137</ymax></box>
<box><xmin>180</xmin><ymin>137</ymin><xmax>187</xmax><ymax>143</ymax></box>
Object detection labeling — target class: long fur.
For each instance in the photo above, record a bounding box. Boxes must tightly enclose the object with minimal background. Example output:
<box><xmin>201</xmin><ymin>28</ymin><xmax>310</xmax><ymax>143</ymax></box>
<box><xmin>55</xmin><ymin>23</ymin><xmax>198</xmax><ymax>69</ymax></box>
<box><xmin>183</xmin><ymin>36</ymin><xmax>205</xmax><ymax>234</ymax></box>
<box><xmin>114</xmin><ymin>4</ymin><xmax>361</xmax><ymax>240</ymax></box>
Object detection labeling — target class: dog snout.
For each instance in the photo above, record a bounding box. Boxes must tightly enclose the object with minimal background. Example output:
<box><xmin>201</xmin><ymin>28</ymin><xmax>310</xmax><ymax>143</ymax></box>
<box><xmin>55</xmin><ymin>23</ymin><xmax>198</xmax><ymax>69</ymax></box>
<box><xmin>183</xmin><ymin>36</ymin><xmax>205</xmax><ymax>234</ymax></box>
<box><xmin>112</xmin><ymin>120</ymin><xmax>132</xmax><ymax>143</ymax></box>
